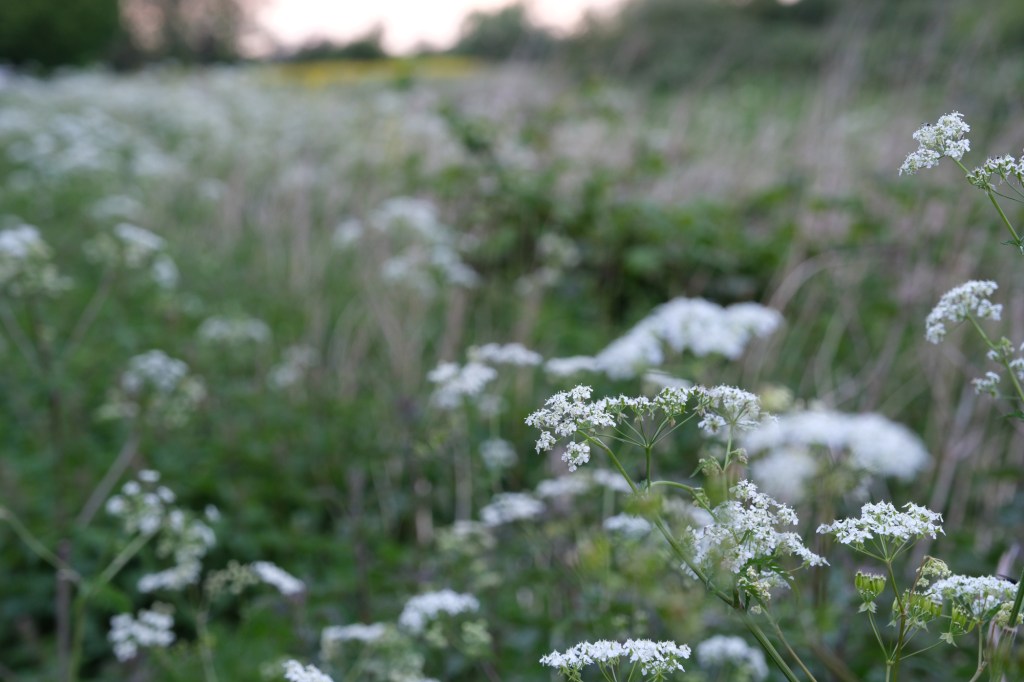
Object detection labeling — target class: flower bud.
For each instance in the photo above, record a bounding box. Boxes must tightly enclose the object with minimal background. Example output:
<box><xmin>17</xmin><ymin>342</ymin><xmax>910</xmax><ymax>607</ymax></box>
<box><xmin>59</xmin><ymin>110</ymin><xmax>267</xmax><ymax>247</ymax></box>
<box><xmin>855</xmin><ymin>571</ymin><xmax>886</xmax><ymax>603</ymax></box>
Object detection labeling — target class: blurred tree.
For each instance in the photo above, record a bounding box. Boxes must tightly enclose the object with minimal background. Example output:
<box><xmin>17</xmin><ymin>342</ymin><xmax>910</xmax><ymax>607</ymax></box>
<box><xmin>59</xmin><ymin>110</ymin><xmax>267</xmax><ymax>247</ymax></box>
<box><xmin>0</xmin><ymin>0</ymin><xmax>121</xmax><ymax>68</ymax></box>
<box><xmin>120</xmin><ymin>0</ymin><xmax>257</xmax><ymax>64</ymax></box>
<box><xmin>287</xmin><ymin>27</ymin><xmax>389</xmax><ymax>62</ymax></box>
<box><xmin>452</xmin><ymin>3</ymin><xmax>553</xmax><ymax>61</ymax></box>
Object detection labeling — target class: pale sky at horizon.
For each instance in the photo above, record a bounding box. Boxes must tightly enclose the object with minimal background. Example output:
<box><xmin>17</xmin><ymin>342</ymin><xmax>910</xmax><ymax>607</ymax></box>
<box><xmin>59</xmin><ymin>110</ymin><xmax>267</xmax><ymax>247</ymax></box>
<box><xmin>257</xmin><ymin>0</ymin><xmax>627</xmax><ymax>54</ymax></box>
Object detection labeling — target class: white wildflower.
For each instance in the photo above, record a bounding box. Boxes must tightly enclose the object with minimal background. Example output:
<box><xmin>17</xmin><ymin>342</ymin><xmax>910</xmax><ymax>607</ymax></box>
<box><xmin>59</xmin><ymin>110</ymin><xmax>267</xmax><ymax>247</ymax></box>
<box><xmin>540</xmin><ymin>639</ymin><xmax>690</xmax><ymax>677</ymax></box>
<box><xmin>138</xmin><ymin>561</ymin><xmax>201</xmax><ymax>593</ymax></box>
<box><xmin>268</xmin><ymin>345</ymin><xmax>318</xmax><ymax>390</ymax></box>
<box><xmin>817</xmin><ymin>501</ymin><xmax>943</xmax><ymax>553</ymax></box>
<box><xmin>749</xmin><ymin>446</ymin><xmax>817</xmax><ymax>504</ymax></box>
<box><xmin>900</xmin><ymin>112</ymin><xmax>971</xmax><ymax>175</ymax></box>
<box><xmin>603</xmin><ymin>513</ymin><xmax>653</xmax><ymax>539</ymax></box>
<box><xmin>535</xmin><ymin>475</ymin><xmax>593</xmax><ymax>498</ymax></box>
<box><xmin>468</xmin><ymin>342</ymin><xmax>543</xmax><ymax>366</ymax></box>
<box><xmin>696</xmin><ymin>635</ymin><xmax>768</xmax><ymax>681</ymax></box>
<box><xmin>926</xmin><ymin>574</ymin><xmax>1016</xmax><ymax>621</ymax></box>
<box><xmin>689</xmin><ymin>481</ymin><xmax>825</xmax><ymax>595</ymax></box>
<box><xmin>479</xmin><ymin>438</ymin><xmax>517</xmax><ymax>471</ymax></box>
<box><xmin>973</xmin><ymin>371</ymin><xmax>1001</xmax><ymax>397</ymax></box>
<box><xmin>321</xmin><ymin>623</ymin><xmax>388</xmax><ymax>645</ymax></box>
<box><xmin>102</xmin><ymin>350</ymin><xmax>205</xmax><ymax>426</ymax></box>
<box><xmin>283</xmin><ymin>660</ymin><xmax>335</xmax><ymax>682</ymax></box>
<box><xmin>398</xmin><ymin>589</ymin><xmax>480</xmax><ymax>634</ymax></box>
<box><xmin>694</xmin><ymin>385</ymin><xmax>762</xmax><ymax>435</ymax></box>
<box><xmin>108</xmin><ymin>606</ymin><xmax>175</xmax><ymax>662</ymax></box>
<box><xmin>197</xmin><ymin>315</ymin><xmax>272</xmax><ymax>345</ymax></box>
<box><xmin>925</xmin><ymin>280</ymin><xmax>1001</xmax><ymax>344</ymax></box>
<box><xmin>427</xmin><ymin>361</ymin><xmax>497</xmax><ymax>410</ymax></box>
<box><xmin>0</xmin><ymin>224</ymin><xmax>71</xmax><ymax>296</ymax></box>
<box><xmin>251</xmin><ymin>561</ymin><xmax>305</xmax><ymax>596</ymax></box>
<box><xmin>480</xmin><ymin>492</ymin><xmax>544</xmax><ymax>526</ymax></box>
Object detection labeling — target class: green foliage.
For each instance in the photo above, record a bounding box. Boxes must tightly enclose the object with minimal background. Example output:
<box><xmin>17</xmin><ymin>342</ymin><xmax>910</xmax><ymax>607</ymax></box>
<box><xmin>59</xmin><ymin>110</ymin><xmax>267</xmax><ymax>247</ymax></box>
<box><xmin>452</xmin><ymin>3</ymin><xmax>554</xmax><ymax>61</ymax></box>
<box><xmin>0</xmin><ymin>0</ymin><xmax>121</xmax><ymax>68</ymax></box>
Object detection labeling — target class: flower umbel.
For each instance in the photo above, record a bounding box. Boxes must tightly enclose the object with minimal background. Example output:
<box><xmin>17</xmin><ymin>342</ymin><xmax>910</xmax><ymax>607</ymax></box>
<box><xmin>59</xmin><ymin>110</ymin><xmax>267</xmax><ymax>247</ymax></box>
<box><xmin>925</xmin><ymin>280</ymin><xmax>1001</xmax><ymax>344</ymax></box>
<box><xmin>899</xmin><ymin>112</ymin><xmax>971</xmax><ymax>175</ymax></box>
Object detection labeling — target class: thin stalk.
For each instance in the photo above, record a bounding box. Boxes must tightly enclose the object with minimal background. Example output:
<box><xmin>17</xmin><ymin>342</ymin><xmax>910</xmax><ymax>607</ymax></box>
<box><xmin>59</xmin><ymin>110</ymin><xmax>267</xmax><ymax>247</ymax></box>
<box><xmin>967</xmin><ymin>630</ymin><xmax>987</xmax><ymax>682</ymax></box>
<box><xmin>742</xmin><ymin>616</ymin><xmax>804</xmax><ymax>682</ymax></box>
<box><xmin>766</xmin><ymin>610</ymin><xmax>820</xmax><ymax>682</ymax></box>
<box><xmin>75</xmin><ymin>431</ymin><xmax>141</xmax><ymax>528</ymax></box>
<box><xmin>955</xmin><ymin>159</ymin><xmax>1023</xmax><ymax>249</ymax></box>
<box><xmin>196</xmin><ymin>609</ymin><xmax>221</xmax><ymax>682</ymax></box>
<box><xmin>0</xmin><ymin>507</ymin><xmax>79</xmax><ymax>581</ymax></box>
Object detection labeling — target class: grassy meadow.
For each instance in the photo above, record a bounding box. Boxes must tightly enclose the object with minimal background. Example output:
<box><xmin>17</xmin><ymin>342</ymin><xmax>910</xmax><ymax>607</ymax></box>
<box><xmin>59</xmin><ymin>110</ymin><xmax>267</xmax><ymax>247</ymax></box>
<box><xmin>2</xmin><ymin>53</ymin><xmax>1024</xmax><ymax>681</ymax></box>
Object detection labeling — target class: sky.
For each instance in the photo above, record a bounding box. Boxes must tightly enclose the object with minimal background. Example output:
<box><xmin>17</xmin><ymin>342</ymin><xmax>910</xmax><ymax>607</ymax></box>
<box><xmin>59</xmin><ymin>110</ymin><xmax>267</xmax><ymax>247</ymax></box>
<box><xmin>256</xmin><ymin>0</ymin><xmax>627</xmax><ymax>54</ymax></box>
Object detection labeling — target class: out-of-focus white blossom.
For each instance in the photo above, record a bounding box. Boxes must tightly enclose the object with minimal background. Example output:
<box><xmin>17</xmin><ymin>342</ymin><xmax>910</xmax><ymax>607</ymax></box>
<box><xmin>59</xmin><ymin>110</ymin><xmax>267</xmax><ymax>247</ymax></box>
<box><xmin>925</xmin><ymin>280</ymin><xmax>1001</xmax><ymax>344</ymax></box>
<box><xmin>321</xmin><ymin>623</ymin><xmax>388</xmax><ymax>646</ymax></box>
<box><xmin>603</xmin><ymin>513</ymin><xmax>653</xmax><ymax>539</ymax></box>
<box><xmin>479</xmin><ymin>438</ymin><xmax>517</xmax><ymax>471</ymax></box>
<box><xmin>480</xmin><ymin>492</ymin><xmax>545</xmax><ymax>526</ymax></box>
<box><xmin>197</xmin><ymin>315</ymin><xmax>272</xmax><ymax>345</ymax></box>
<box><xmin>100</xmin><ymin>350</ymin><xmax>205</xmax><ymax>427</ymax></box>
<box><xmin>398</xmin><ymin>589</ymin><xmax>480</xmax><ymax>634</ymax></box>
<box><xmin>696</xmin><ymin>635</ymin><xmax>768</xmax><ymax>681</ymax></box>
<box><xmin>468</xmin><ymin>342</ymin><xmax>543</xmax><ymax>366</ymax></box>
<box><xmin>540</xmin><ymin>639</ymin><xmax>690</xmax><ymax>677</ymax></box>
<box><xmin>268</xmin><ymin>344</ymin><xmax>318</xmax><ymax>390</ymax></box>
<box><xmin>0</xmin><ymin>224</ymin><xmax>72</xmax><ymax>296</ymax></box>
<box><xmin>744</xmin><ymin>408</ymin><xmax>931</xmax><ymax>501</ymax></box>
<box><xmin>283</xmin><ymin>660</ymin><xmax>335</xmax><ymax>682</ymax></box>
<box><xmin>108</xmin><ymin>606</ymin><xmax>175</xmax><ymax>662</ymax></box>
<box><xmin>427</xmin><ymin>361</ymin><xmax>497</xmax><ymax>409</ymax></box>
<box><xmin>545</xmin><ymin>297</ymin><xmax>781</xmax><ymax>379</ymax></box>
<box><xmin>251</xmin><ymin>561</ymin><xmax>305</xmax><ymax>596</ymax></box>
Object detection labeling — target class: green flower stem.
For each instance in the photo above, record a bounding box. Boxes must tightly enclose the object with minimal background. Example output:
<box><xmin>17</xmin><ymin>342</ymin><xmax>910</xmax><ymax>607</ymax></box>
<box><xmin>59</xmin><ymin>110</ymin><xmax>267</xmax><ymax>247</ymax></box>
<box><xmin>0</xmin><ymin>507</ymin><xmax>80</xmax><ymax>581</ymax></box>
<box><xmin>966</xmin><ymin>315</ymin><xmax>1024</xmax><ymax>628</ymax></box>
<box><xmin>587</xmin><ymin>437</ymin><xmax>639</xmax><ymax>494</ymax></box>
<box><xmin>966</xmin><ymin>629</ymin><xmax>987</xmax><ymax>682</ymax></box>
<box><xmin>196</xmin><ymin>608</ymin><xmax>221</xmax><ymax>682</ymax></box>
<box><xmin>956</xmin><ymin>159</ymin><xmax>1023</xmax><ymax>249</ymax></box>
<box><xmin>765</xmin><ymin>608</ymin><xmax>820</xmax><ymax>682</ymax></box>
<box><xmin>742</xmin><ymin>615</ymin><xmax>805</xmax><ymax>682</ymax></box>
<box><xmin>885</xmin><ymin>560</ymin><xmax>908</xmax><ymax>682</ymax></box>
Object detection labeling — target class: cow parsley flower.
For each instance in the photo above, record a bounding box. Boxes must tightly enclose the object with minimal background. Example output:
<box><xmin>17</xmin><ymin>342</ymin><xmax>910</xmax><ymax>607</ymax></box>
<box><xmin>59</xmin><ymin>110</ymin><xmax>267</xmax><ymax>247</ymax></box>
<box><xmin>0</xmin><ymin>224</ymin><xmax>72</xmax><ymax>296</ymax></box>
<box><xmin>696</xmin><ymin>635</ymin><xmax>768</xmax><ymax>681</ymax></box>
<box><xmin>427</xmin><ymin>361</ymin><xmax>497</xmax><ymax>410</ymax></box>
<box><xmin>689</xmin><ymin>481</ymin><xmax>826</xmax><ymax>590</ymax></box>
<box><xmin>468</xmin><ymin>342</ymin><xmax>543</xmax><ymax>366</ymax></box>
<box><xmin>603</xmin><ymin>513</ymin><xmax>653</xmax><ymax>539</ymax></box>
<box><xmin>540</xmin><ymin>639</ymin><xmax>690</xmax><ymax>677</ymax></box>
<box><xmin>251</xmin><ymin>561</ymin><xmax>305</xmax><ymax>596</ymax></box>
<box><xmin>100</xmin><ymin>350</ymin><xmax>206</xmax><ymax>427</ymax></box>
<box><xmin>744</xmin><ymin>409</ymin><xmax>931</xmax><ymax>501</ymax></box>
<box><xmin>693</xmin><ymin>385</ymin><xmax>762</xmax><ymax>436</ymax></box>
<box><xmin>817</xmin><ymin>501</ymin><xmax>943</xmax><ymax>559</ymax></box>
<box><xmin>967</xmin><ymin>154</ymin><xmax>1024</xmax><ymax>188</ymax></box>
<box><xmin>899</xmin><ymin>112</ymin><xmax>971</xmax><ymax>175</ymax></box>
<box><xmin>925</xmin><ymin>280</ymin><xmax>1001</xmax><ymax>344</ymax></box>
<box><xmin>283</xmin><ymin>660</ymin><xmax>335</xmax><ymax>682</ymax></box>
<box><xmin>972</xmin><ymin>371</ymin><xmax>1001</xmax><ymax>397</ymax></box>
<box><xmin>480</xmin><ymin>492</ymin><xmax>545</xmax><ymax>526</ymax></box>
<box><xmin>321</xmin><ymin>622</ymin><xmax>388</xmax><ymax>646</ymax></box>
<box><xmin>268</xmin><ymin>345</ymin><xmax>318</xmax><ymax>390</ymax></box>
<box><xmin>926</xmin><ymin>575</ymin><xmax>1016</xmax><ymax>622</ymax></box>
<box><xmin>197</xmin><ymin>315</ymin><xmax>272</xmax><ymax>345</ymax></box>
<box><xmin>479</xmin><ymin>438</ymin><xmax>517</xmax><ymax>471</ymax></box>
<box><xmin>107</xmin><ymin>606</ymin><xmax>176</xmax><ymax>662</ymax></box>
<box><xmin>398</xmin><ymin>589</ymin><xmax>480</xmax><ymax>634</ymax></box>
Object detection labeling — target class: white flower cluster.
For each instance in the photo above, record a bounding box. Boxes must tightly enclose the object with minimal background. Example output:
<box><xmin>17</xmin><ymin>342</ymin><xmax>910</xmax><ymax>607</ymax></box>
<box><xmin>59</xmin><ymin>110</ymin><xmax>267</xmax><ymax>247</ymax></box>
<box><xmin>251</xmin><ymin>561</ymin><xmax>305</xmax><ymax>596</ymax></box>
<box><xmin>84</xmin><ymin>223</ymin><xmax>179</xmax><ymax>289</ymax></box>
<box><xmin>283</xmin><ymin>660</ymin><xmax>335</xmax><ymax>682</ymax></box>
<box><xmin>99</xmin><ymin>350</ymin><xmax>206</xmax><ymax>426</ymax></box>
<box><xmin>603</xmin><ymin>513</ymin><xmax>653</xmax><ymax>539</ymax></box>
<box><xmin>479</xmin><ymin>438</ymin><xmax>517</xmax><ymax>471</ymax></box>
<box><xmin>696</xmin><ymin>635</ymin><xmax>768</xmax><ymax>681</ymax></box>
<box><xmin>106</xmin><ymin>470</ymin><xmax>218</xmax><ymax>593</ymax></box>
<box><xmin>925</xmin><ymin>574</ymin><xmax>1017</xmax><ymax>621</ymax></box>
<box><xmin>107</xmin><ymin>606</ymin><xmax>175</xmax><ymax>662</ymax></box>
<box><xmin>526</xmin><ymin>385</ymin><xmax>696</xmax><ymax>471</ymax></box>
<box><xmin>817</xmin><ymin>501</ymin><xmax>943</xmax><ymax>549</ymax></box>
<box><xmin>925</xmin><ymin>280</ymin><xmax>1001</xmax><ymax>344</ymax></box>
<box><xmin>688</xmin><ymin>481</ymin><xmax>826</xmax><ymax>596</ymax></box>
<box><xmin>694</xmin><ymin>385</ymin><xmax>762</xmax><ymax>436</ymax></box>
<box><xmin>427</xmin><ymin>361</ymin><xmax>497</xmax><ymax>410</ymax></box>
<box><xmin>467</xmin><ymin>342</ymin><xmax>543</xmax><ymax>367</ymax></box>
<box><xmin>480</xmin><ymin>492</ymin><xmax>545</xmax><ymax>526</ymax></box>
<box><xmin>540</xmin><ymin>639</ymin><xmax>690</xmax><ymax>677</ymax></box>
<box><xmin>268</xmin><ymin>344</ymin><xmax>318</xmax><ymax>390</ymax></box>
<box><xmin>0</xmin><ymin>224</ymin><xmax>72</xmax><ymax>296</ymax></box>
<box><xmin>899</xmin><ymin>112</ymin><xmax>971</xmax><ymax>175</ymax></box>
<box><xmin>744</xmin><ymin>408</ymin><xmax>931</xmax><ymax>501</ymax></box>
<box><xmin>967</xmin><ymin>153</ymin><xmax>1024</xmax><ymax>188</ymax></box>
<box><xmin>321</xmin><ymin>622</ymin><xmax>388</xmax><ymax>645</ymax></box>
<box><xmin>534</xmin><ymin>468</ymin><xmax>633</xmax><ymax>498</ymax></box>
<box><xmin>973</xmin><ymin>371</ymin><xmax>1001</xmax><ymax>397</ymax></box>
<box><xmin>544</xmin><ymin>297</ymin><xmax>781</xmax><ymax>379</ymax></box>
<box><xmin>333</xmin><ymin>197</ymin><xmax>479</xmax><ymax>291</ymax></box>
<box><xmin>197</xmin><ymin>315</ymin><xmax>272</xmax><ymax>345</ymax></box>
<box><xmin>398</xmin><ymin>589</ymin><xmax>480</xmax><ymax>634</ymax></box>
